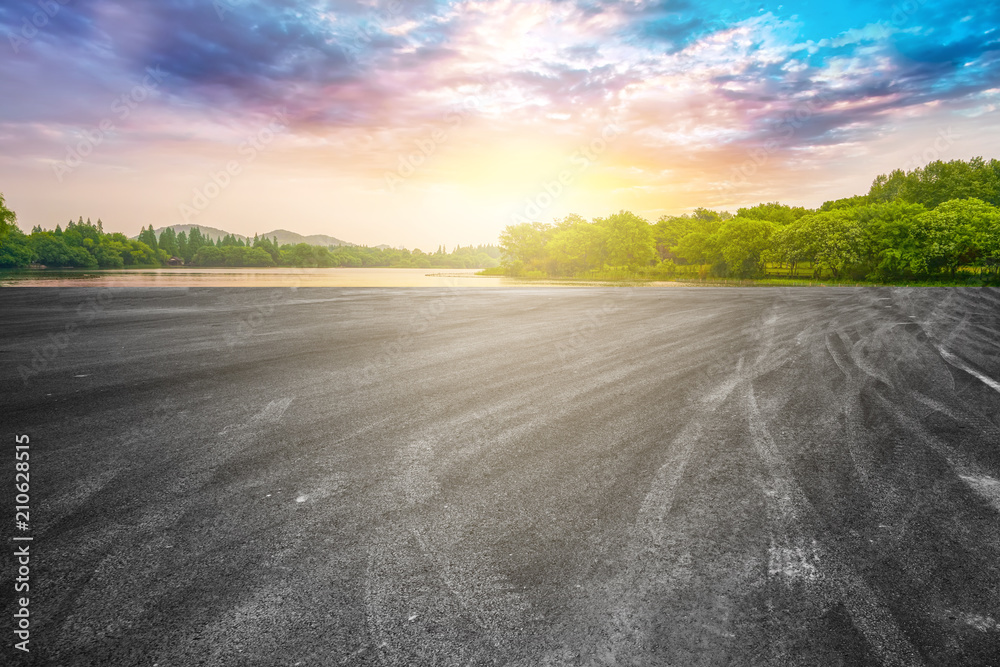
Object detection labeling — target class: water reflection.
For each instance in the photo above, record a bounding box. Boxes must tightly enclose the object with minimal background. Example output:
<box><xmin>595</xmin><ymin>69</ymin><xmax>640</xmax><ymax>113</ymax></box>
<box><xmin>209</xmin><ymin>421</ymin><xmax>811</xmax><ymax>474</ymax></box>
<box><xmin>0</xmin><ymin>267</ymin><xmax>511</xmax><ymax>287</ymax></box>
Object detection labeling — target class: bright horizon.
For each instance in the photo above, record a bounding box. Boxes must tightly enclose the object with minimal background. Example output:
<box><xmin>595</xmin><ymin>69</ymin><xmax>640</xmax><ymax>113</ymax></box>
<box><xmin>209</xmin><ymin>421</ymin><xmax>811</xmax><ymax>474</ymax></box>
<box><xmin>1</xmin><ymin>0</ymin><xmax>998</xmax><ymax>249</ymax></box>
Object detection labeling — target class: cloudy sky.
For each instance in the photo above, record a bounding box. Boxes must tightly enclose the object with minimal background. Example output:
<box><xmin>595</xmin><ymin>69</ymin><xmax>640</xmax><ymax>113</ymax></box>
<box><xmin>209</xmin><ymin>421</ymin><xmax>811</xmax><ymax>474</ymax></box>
<box><xmin>1</xmin><ymin>0</ymin><xmax>997</xmax><ymax>247</ymax></box>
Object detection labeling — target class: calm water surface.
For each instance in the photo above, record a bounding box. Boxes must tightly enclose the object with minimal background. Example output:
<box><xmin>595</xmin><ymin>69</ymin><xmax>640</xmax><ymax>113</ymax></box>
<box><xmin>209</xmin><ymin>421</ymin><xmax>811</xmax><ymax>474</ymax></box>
<box><xmin>0</xmin><ymin>267</ymin><xmax>516</xmax><ymax>287</ymax></box>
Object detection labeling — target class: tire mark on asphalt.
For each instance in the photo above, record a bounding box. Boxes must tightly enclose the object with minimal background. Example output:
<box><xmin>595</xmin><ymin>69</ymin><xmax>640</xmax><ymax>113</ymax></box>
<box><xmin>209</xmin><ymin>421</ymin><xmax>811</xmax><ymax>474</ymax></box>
<box><xmin>364</xmin><ymin>524</ymin><xmax>527</xmax><ymax>666</ymax></box>
<box><xmin>52</xmin><ymin>392</ymin><xmax>386</xmax><ymax>664</ymax></box>
<box><xmin>39</xmin><ymin>394</ymin><xmax>296</xmax><ymax>646</ymax></box>
<box><xmin>745</xmin><ymin>382</ymin><xmax>821</xmax><ymax>585</ymax></box>
<box><xmin>882</xmin><ymin>300</ymin><xmax>1000</xmax><ymax>513</ymax></box>
<box><xmin>362</xmin><ymin>323</ymin><xmax>740</xmax><ymax>666</ymax></box>
<box><xmin>560</xmin><ymin>354</ymin><xmax>807</xmax><ymax>663</ymax></box>
<box><xmin>218</xmin><ymin>396</ymin><xmax>295</xmax><ymax>437</ymax></box>
<box><xmin>410</xmin><ymin>527</ymin><xmax>528</xmax><ymax>651</ymax></box>
<box><xmin>958</xmin><ymin>474</ymin><xmax>1000</xmax><ymax>512</ymax></box>
<box><xmin>633</xmin><ymin>420</ymin><xmax>705</xmax><ymax>540</ymax></box>
<box><xmin>910</xmin><ymin>390</ymin><xmax>1000</xmax><ymax>441</ymax></box>
<box><xmin>742</xmin><ymin>296</ymin><xmax>930</xmax><ymax>667</ymax></box>
<box><xmin>571</xmin><ymin>419</ymin><xmax>708</xmax><ymax>663</ymax></box>
<box><xmin>822</xmin><ymin>329</ymin><xmax>892</xmax><ymax>491</ymax></box>
<box><xmin>569</xmin><ymin>300</ymin><xmax>837</xmax><ymax>664</ymax></box>
<box><xmin>843</xmin><ymin>324</ymin><xmax>897</xmax><ymax>389</ymax></box>
<box><xmin>364</xmin><ymin>532</ymin><xmax>392</xmax><ymax>667</ymax></box>
<box><xmin>936</xmin><ymin>347</ymin><xmax>1000</xmax><ymax>394</ymax></box>
<box><xmin>363</xmin><ymin>361</ymin><xmax>663</xmax><ymax>664</ymax></box>
<box><xmin>745</xmin><ymin>381</ymin><xmax>925</xmax><ymax>667</ymax></box>
<box><xmin>882</xmin><ymin>402</ymin><xmax>1000</xmax><ymax>515</ymax></box>
<box><xmin>825</xmin><ymin>332</ymin><xmax>853</xmax><ymax>380</ymax></box>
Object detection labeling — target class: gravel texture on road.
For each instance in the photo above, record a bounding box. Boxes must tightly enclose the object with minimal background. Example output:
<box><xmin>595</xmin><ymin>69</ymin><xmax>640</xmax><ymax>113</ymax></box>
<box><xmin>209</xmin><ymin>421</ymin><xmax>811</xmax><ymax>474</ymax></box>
<box><xmin>2</xmin><ymin>286</ymin><xmax>999</xmax><ymax>666</ymax></box>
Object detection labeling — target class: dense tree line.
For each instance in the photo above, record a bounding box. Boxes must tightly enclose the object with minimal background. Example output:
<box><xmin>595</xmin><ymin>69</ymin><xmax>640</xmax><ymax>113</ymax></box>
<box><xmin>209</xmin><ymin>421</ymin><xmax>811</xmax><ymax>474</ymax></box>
<box><xmin>498</xmin><ymin>158</ymin><xmax>1000</xmax><ymax>282</ymax></box>
<box><xmin>185</xmin><ymin>233</ymin><xmax>499</xmax><ymax>269</ymax></box>
<box><xmin>0</xmin><ymin>204</ymin><xmax>501</xmax><ymax>270</ymax></box>
<box><xmin>0</xmin><ymin>216</ymin><xmax>159</xmax><ymax>269</ymax></box>
<box><xmin>267</xmin><ymin>242</ymin><xmax>500</xmax><ymax>269</ymax></box>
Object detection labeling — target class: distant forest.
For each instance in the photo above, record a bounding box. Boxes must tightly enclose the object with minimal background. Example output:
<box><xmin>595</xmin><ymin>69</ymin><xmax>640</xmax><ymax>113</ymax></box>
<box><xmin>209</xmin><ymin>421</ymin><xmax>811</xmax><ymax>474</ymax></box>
<box><xmin>498</xmin><ymin>157</ymin><xmax>1000</xmax><ymax>283</ymax></box>
<box><xmin>0</xmin><ymin>208</ymin><xmax>501</xmax><ymax>270</ymax></box>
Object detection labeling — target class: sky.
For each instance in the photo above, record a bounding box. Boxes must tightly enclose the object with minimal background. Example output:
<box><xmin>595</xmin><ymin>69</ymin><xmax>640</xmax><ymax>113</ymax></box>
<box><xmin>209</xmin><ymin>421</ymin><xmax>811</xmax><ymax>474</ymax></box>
<box><xmin>1</xmin><ymin>0</ymin><xmax>998</xmax><ymax>248</ymax></box>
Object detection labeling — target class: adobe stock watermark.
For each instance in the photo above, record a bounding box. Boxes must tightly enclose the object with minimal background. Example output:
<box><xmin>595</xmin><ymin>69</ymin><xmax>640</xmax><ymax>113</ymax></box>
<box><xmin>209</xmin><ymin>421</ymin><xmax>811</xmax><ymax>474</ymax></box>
<box><xmin>7</xmin><ymin>0</ymin><xmax>72</xmax><ymax>54</ymax></box>
<box><xmin>221</xmin><ymin>293</ymin><xmax>284</xmax><ymax>353</ymax></box>
<box><xmin>17</xmin><ymin>289</ymin><xmax>114</xmax><ymax>384</ymax></box>
<box><xmin>901</xmin><ymin>126</ymin><xmax>957</xmax><ymax>172</ymax></box>
<box><xmin>219</xmin><ymin>269</ymin><xmax>315</xmax><ymax>353</ymax></box>
<box><xmin>716</xmin><ymin>89</ymin><xmax>864</xmax><ymax>196</ymax></box>
<box><xmin>52</xmin><ymin>67</ymin><xmax>165</xmax><ymax>183</ymax></box>
<box><xmin>889</xmin><ymin>0</ymin><xmax>932</xmax><ymax>28</ymax></box>
<box><xmin>716</xmin><ymin>0</ymin><xmax>936</xmax><ymax>197</ymax></box>
<box><xmin>555</xmin><ymin>287</ymin><xmax>638</xmax><ymax>361</ymax></box>
<box><xmin>13</xmin><ymin>434</ymin><xmax>33</xmax><ymax>653</ymax></box>
<box><xmin>510</xmin><ymin>123</ymin><xmax>622</xmax><ymax>224</ymax></box>
<box><xmin>359</xmin><ymin>284</ymin><xmax>462</xmax><ymax>381</ymax></box>
<box><xmin>179</xmin><ymin>109</ymin><xmax>289</xmax><ymax>223</ymax></box>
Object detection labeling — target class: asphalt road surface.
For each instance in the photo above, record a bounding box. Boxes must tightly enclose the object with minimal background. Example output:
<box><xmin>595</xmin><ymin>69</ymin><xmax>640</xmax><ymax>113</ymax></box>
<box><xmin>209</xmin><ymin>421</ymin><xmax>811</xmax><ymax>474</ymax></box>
<box><xmin>2</xmin><ymin>286</ymin><xmax>1000</xmax><ymax>666</ymax></box>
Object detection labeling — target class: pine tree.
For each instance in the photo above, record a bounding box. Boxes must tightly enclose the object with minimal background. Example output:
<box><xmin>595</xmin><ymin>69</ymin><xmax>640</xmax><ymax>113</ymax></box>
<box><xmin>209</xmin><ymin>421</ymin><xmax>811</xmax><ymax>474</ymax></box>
<box><xmin>177</xmin><ymin>231</ymin><xmax>189</xmax><ymax>263</ymax></box>
<box><xmin>138</xmin><ymin>225</ymin><xmax>158</xmax><ymax>250</ymax></box>
<box><xmin>159</xmin><ymin>227</ymin><xmax>179</xmax><ymax>257</ymax></box>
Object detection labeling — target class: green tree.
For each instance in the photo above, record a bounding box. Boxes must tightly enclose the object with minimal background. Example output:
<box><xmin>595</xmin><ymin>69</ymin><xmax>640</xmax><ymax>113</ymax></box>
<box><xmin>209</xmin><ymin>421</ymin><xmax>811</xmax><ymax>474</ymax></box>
<box><xmin>93</xmin><ymin>239</ymin><xmax>125</xmax><ymax>268</ymax></box>
<box><xmin>902</xmin><ymin>159</ymin><xmax>1000</xmax><ymax>209</ymax></box>
<box><xmin>715</xmin><ymin>217</ymin><xmax>777</xmax><ymax>277</ymax></box>
<box><xmin>138</xmin><ymin>225</ymin><xmax>158</xmax><ymax>251</ymax></box>
<box><xmin>252</xmin><ymin>235</ymin><xmax>281</xmax><ymax>264</ymax></box>
<box><xmin>979</xmin><ymin>204</ymin><xmax>1000</xmax><ymax>275</ymax></box>
<box><xmin>0</xmin><ymin>193</ymin><xmax>17</xmax><ymax>242</ymax></box>
<box><xmin>498</xmin><ymin>222</ymin><xmax>551</xmax><ymax>274</ymax></box>
<box><xmin>765</xmin><ymin>220</ymin><xmax>815</xmax><ymax>275</ymax></box>
<box><xmin>870</xmin><ymin>158</ymin><xmax>1000</xmax><ymax>209</ymax></box>
<box><xmin>245</xmin><ymin>247</ymin><xmax>276</xmax><ymax>267</ymax></box>
<box><xmin>855</xmin><ymin>201</ymin><xmax>926</xmax><ymax>279</ymax></box>
<box><xmin>796</xmin><ymin>210</ymin><xmax>870</xmax><ymax>279</ymax></box>
<box><xmin>868</xmin><ymin>169</ymin><xmax>910</xmax><ymax>204</ymax></box>
<box><xmin>596</xmin><ymin>211</ymin><xmax>655</xmax><ymax>270</ymax></box>
<box><xmin>819</xmin><ymin>195</ymin><xmax>871</xmax><ymax>212</ymax></box>
<box><xmin>916</xmin><ymin>198</ymin><xmax>999</xmax><ymax>277</ymax></box>
<box><xmin>187</xmin><ymin>227</ymin><xmax>206</xmax><ymax>256</ymax></box>
<box><xmin>673</xmin><ymin>228</ymin><xmax>722</xmax><ymax>268</ymax></box>
<box><xmin>547</xmin><ymin>221</ymin><xmax>606</xmax><ymax>275</ymax></box>
<box><xmin>193</xmin><ymin>246</ymin><xmax>224</xmax><ymax>266</ymax></box>
<box><xmin>158</xmin><ymin>227</ymin><xmax>179</xmax><ymax>257</ymax></box>
<box><xmin>653</xmin><ymin>215</ymin><xmax>700</xmax><ymax>260</ymax></box>
<box><xmin>736</xmin><ymin>202</ymin><xmax>810</xmax><ymax>225</ymax></box>
<box><xmin>0</xmin><ymin>227</ymin><xmax>35</xmax><ymax>267</ymax></box>
<box><xmin>176</xmin><ymin>231</ymin><xmax>189</xmax><ymax>264</ymax></box>
<box><xmin>31</xmin><ymin>233</ymin><xmax>97</xmax><ymax>267</ymax></box>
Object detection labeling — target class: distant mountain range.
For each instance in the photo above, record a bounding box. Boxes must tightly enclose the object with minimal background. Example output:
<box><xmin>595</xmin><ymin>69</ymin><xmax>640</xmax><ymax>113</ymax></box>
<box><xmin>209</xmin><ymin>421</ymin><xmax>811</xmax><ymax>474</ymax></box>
<box><xmin>146</xmin><ymin>225</ymin><xmax>355</xmax><ymax>248</ymax></box>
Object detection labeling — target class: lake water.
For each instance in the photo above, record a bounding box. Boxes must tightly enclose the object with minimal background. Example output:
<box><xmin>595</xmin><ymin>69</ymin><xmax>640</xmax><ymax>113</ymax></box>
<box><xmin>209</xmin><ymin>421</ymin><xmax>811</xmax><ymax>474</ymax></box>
<box><xmin>0</xmin><ymin>267</ymin><xmax>518</xmax><ymax>288</ymax></box>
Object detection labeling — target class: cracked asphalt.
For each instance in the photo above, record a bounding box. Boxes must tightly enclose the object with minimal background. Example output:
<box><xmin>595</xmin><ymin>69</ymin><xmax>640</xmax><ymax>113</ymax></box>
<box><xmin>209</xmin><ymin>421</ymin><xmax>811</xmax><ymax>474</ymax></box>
<box><xmin>2</xmin><ymin>286</ymin><xmax>999</xmax><ymax>666</ymax></box>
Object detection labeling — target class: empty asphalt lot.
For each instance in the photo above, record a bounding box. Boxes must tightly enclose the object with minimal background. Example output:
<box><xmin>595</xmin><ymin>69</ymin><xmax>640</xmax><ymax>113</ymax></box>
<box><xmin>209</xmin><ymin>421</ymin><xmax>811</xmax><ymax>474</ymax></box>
<box><xmin>2</xmin><ymin>286</ymin><xmax>1000</xmax><ymax>666</ymax></box>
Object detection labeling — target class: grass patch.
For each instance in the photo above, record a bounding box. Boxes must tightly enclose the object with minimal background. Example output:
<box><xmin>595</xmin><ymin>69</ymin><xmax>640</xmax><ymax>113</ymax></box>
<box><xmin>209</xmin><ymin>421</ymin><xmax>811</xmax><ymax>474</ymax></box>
<box><xmin>480</xmin><ymin>267</ymin><xmax>999</xmax><ymax>287</ymax></box>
